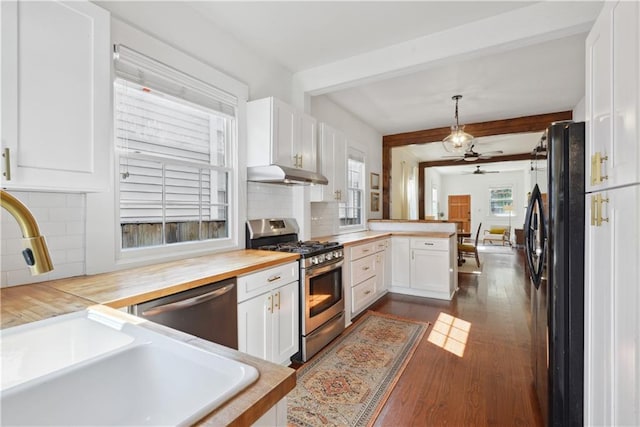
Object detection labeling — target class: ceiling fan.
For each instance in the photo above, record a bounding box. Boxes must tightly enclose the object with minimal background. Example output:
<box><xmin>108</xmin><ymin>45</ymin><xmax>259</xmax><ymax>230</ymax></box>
<box><xmin>469</xmin><ymin>165</ymin><xmax>500</xmax><ymax>175</ymax></box>
<box><xmin>442</xmin><ymin>143</ymin><xmax>503</xmax><ymax>162</ymax></box>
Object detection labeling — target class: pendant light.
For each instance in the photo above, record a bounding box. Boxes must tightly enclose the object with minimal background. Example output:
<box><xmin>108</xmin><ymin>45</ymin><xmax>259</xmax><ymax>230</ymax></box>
<box><xmin>442</xmin><ymin>95</ymin><xmax>474</xmax><ymax>153</ymax></box>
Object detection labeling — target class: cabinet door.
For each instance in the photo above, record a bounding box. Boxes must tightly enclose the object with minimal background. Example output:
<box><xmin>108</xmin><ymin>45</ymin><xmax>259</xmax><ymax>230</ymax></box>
<box><xmin>238</xmin><ymin>294</ymin><xmax>272</xmax><ymax>361</ymax></box>
<box><xmin>391</xmin><ymin>237</ymin><xmax>411</xmax><ymax>287</ymax></box>
<box><xmin>299</xmin><ymin>113</ymin><xmax>317</xmax><ymax>173</ymax></box>
<box><xmin>586</xmin><ymin>2</ymin><xmax>640</xmax><ymax>191</ymax></box>
<box><xmin>411</xmin><ymin>249</ymin><xmax>449</xmax><ymax>291</ymax></box>
<box><xmin>374</xmin><ymin>251</ymin><xmax>386</xmax><ymax>294</ymax></box>
<box><xmin>333</xmin><ymin>131</ymin><xmax>347</xmax><ymax>201</ymax></box>
<box><xmin>272</xmin><ymin>99</ymin><xmax>297</xmax><ymax>168</ymax></box>
<box><xmin>1</xmin><ymin>0</ymin><xmax>110</xmax><ymax>191</ymax></box>
<box><xmin>273</xmin><ymin>281</ymin><xmax>299</xmax><ymax>365</ymax></box>
<box><xmin>585</xmin><ymin>186</ymin><xmax>640</xmax><ymax>426</ymax></box>
<box><xmin>585</xmin><ymin>3</ymin><xmax>611</xmax><ymax>193</ymax></box>
<box><xmin>610</xmin><ymin>1</ymin><xmax>639</xmax><ymax>187</ymax></box>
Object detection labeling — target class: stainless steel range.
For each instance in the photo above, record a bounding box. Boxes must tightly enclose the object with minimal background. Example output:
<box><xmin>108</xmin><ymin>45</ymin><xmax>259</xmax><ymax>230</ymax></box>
<box><xmin>246</xmin><ymin>218</ymin><xmax>345</xmax><ymax>362</ymax></box>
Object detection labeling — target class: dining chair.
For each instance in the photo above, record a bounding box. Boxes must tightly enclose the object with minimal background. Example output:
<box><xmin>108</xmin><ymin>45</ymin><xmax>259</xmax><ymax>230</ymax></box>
<box><xmin>458</xmin><ymin>222</ymin><xmax>482</xmax><ymax>267</ymax></box>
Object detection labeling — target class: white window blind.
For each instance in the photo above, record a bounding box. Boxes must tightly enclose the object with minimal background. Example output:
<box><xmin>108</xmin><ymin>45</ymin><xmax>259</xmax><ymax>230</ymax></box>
<box><xmin>113</xmin><ymin>45</ymin><xmax>236</xmax><ymax>249</ymax></box>
<box><xmin>489</xmin><ymin>187</ymin><xmax>514</xmax><ymax>216</ymax></box>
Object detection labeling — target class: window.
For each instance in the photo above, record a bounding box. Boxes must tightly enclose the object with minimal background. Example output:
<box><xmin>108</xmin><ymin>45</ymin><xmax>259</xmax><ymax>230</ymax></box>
<box><xmin>431</xmin><ymin>187</ymin><xmax>438</xmax><ymax>217</ymax></box>
<box><xmin>489</xmin><ymin>187</ymin><xmax>513</xmax><ymax>216</ymax></box>
<box><xmin>339</xmin><ymin>151</ymin><xmax>365</xmax><ymax>227</ymax></box>
<box><xmin>114</xmin><ymin>46</ymin><xmax>237</xmax><ymax>250</ymax></box>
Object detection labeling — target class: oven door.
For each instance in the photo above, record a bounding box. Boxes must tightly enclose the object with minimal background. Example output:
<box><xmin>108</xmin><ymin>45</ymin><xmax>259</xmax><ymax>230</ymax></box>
<box><xmin>303</xmin><ymin>260</ymin><xmax>344</xmax><ymax>335</ymax></box>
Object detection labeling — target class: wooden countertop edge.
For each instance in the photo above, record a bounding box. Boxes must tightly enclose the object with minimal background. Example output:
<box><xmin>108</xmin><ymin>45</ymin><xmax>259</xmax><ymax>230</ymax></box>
<box><xmin>315</xmin><ymin>230</ymin><xmax>455</xmax><ymax>247</ymax></box>
<box><xmin>46</xmin><ymin>251</ymin><xmax>300</xmax><ymax>308</ymax></box>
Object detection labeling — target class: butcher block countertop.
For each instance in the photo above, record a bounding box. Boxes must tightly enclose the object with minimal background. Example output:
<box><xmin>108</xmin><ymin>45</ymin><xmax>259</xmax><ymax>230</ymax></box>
<box><xmin>1</xmin><ymin>249</ymin><xmax>299</xmax><ymax>426</ymax></box>
<box><xmin>49</xmin><ymin>249</ymin><xmax>299</xmax><ymax>309</ymax></box>
<box><xmin>315</xmin><ymin>230</ymin><xmax>455</xmax><ymax>246</ymax></box>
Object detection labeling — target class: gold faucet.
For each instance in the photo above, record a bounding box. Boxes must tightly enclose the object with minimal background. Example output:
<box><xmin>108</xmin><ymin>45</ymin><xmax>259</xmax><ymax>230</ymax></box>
<box><xmin>1</xmin><ymin>190</ymin><xmax>53</xmax><ymax>275</ymax></box>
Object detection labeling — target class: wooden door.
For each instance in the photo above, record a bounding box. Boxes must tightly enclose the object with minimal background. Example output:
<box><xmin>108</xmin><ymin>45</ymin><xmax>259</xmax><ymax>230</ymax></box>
<box><xmin>448</xmin><ymin>195</ymin><xmax>471</xmax><ymax>232</ymax></box>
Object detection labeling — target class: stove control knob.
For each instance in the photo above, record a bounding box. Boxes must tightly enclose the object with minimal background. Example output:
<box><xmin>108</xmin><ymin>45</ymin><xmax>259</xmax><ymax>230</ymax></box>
<box><xmin>325</xmin><ymin>252</ymin><xmax>333</xmax><ymax>261</ymax></box>
<box><xmin>311</xmin><ymin>256</ymin><xmax>319</xmax><ymax>265</ymax></box>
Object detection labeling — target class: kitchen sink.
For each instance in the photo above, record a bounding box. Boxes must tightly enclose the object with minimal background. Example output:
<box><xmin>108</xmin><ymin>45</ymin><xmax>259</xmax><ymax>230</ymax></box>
<box><xmin>0</xmin><ymin>308</ymin><xmax>259</xmax><ymax>426</ymax></box>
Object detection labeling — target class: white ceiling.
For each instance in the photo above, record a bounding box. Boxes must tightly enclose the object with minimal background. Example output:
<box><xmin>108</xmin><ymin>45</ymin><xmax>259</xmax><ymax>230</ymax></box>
<box><xmin>189</xmin><ymin>1</ymin><xmax>603</xmax><ymax>161</ymax></box>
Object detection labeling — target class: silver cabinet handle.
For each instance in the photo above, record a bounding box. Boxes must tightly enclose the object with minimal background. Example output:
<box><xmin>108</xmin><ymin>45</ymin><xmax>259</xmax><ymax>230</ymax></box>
<box><xmin>2</xmin><ymin>148</ymin><xmax>11</xmax><ymax>181</ymax></box>
<box><xmin>141</xmin><ymin>284</ymin><xmax>235</xmax><ymax>317</ymax></box>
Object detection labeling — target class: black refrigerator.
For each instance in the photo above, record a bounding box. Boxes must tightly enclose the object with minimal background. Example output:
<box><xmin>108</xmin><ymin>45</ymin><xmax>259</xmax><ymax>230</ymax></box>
<box><xmin>525</xmin><ymin>121</ymin><xmax>584</xmax><ymax>426</ymax></box>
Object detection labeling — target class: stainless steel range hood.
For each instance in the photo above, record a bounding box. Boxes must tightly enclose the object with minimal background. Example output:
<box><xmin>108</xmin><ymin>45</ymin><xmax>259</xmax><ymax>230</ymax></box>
<box><xmin>247</xmin><ymin>165</ymin><xmax>328</xmax><ymax>185</ymax></box>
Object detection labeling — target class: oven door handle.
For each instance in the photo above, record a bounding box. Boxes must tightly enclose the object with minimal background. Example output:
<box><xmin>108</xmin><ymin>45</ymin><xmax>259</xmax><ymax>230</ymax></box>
<box><xmin>306</xmin><ymin>259</ymin><xmax>344</xmax><ymax>278</ymax></box>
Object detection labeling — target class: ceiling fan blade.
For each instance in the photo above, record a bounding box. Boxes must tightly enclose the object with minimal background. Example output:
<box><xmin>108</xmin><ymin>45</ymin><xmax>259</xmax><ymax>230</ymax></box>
<box><xmin>478</xmin><ymin>150</ymin><xmax>504</xmax><ymax>158</ymax></box>
<box><xmin>441</xmin><ymin>155</ymin><xmax>464</xmax><ymax>159</ymax></box>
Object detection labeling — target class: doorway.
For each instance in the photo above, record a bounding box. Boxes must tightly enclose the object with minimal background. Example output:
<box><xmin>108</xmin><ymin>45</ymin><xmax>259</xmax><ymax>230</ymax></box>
<box><xmin>448</xmin><ymin>194</ymin><xmax>471</xmax><ymax>233</ymax></box>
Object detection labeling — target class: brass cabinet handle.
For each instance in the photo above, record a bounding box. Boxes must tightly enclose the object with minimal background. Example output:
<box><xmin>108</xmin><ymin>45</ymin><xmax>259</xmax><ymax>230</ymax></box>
<box><xmin>267</xmin><ymin>275</ymin><xmax>281</xmax><ymax>282</ymax></box>
<box><xmin>590</xmin><ymin>195</ymin><xmax>597</xmax><ymax>226</ymax></box>
<box><xmin>267</xmin><ymin>294</ymin><xmax>273</xmax><ymax>313</ymax></box>
<box><xmin>364</xmin><ymin>290</ymin><xmax>372</xmax><ymax>295</ymax></box>
<box><xmin>2</xmin><ymin>148</ymin><xmax>10</xmax><ymax>181</ymax></box>
<box><xmin>591</xmin><ymin>193</ymin><xmax>610</xmax><ymax>227</ymax></box>
<box><xmin>591</xmin><ymin>152</ymin><xmax>609</xmax><ymax>186</ymax></box>
<box><xmin>274</xmin><ymin>291</ymin><xmax>280</xmax><ymax>310</ymax></box>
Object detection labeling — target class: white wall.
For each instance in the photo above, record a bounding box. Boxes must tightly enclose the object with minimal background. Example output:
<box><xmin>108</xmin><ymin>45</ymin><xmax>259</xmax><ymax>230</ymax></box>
<box><xmin>441</xmin><ymin>169</ymin><xmax>528</xmax><ymax>241</ymax></box>
<box><xmin>309</xmin><ymin>96</ymin><xmax>383</xmax><ymax>237</ymax></box>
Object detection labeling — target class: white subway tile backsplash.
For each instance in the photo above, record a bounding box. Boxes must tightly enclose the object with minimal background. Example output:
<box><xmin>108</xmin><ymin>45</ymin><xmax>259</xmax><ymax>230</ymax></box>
<box><xmin>49</xmin><ymin>207</ymin><xmax>84</xmax><ymax>222</ymax></box>
<box><xmin>1</xmin><ymin>190</ymin><xmax>87</xmax><ymax>287</ymax></box>
<box><xmin>246</xmin><ymin>182</ymin><xmax>295</xmax><ymax>220</ymax></box>
<box><xmin>27</xmin><ymin>192</ymin><xmax>67</xmax><ymax>208</ymax></box>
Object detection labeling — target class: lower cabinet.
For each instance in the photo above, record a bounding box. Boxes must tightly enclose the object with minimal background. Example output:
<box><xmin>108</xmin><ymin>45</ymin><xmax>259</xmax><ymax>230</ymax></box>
<box><xmin>347</xmin><ymin>238</ymin><xmax>390</xmax><ymax>319</ymax></box>
<box><xmin>253</xmin><ymin>397</ymin><xmax>287</xmax><ymax>427</ymax></box>
<box><xmin>237</xmin><ymin>262</ymin><xmax>299</xmax><ymax>366</ymax></box>
<box><xmin>391</xmin><ymin>236</ymin><xmax>457</xmax><ymax>300</ymax></box>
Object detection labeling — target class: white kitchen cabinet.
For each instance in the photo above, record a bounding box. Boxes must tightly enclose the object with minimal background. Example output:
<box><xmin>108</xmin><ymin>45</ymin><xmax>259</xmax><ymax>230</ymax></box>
<box><xmin>310</xmin><ymin>123</ymin><xmax>346</xmax><ymax>202</ymax></box>
<box><xmin>585</xmin><ymin>1</ymin><xmax>639</xmax><ymax>192</ymax></box>
<box><xmin>237</xmin><ymin>262</ymin><xmax>299</xmax><ymax>366</ymax></box>
<box><xmin>247</xmin><ymin>97</ymin><xmax>317</xmax><ymax>173</ymax></box>
<box><xmin>585</xmin><ymin>186</ymin><xmax>640</xmax><ymax>426</ymax></box>
<box><xmin>253</xmin><ymin>398</ymin><xmax>287</xmax><ymax>427</ymax></box>
<box><xmin>391</xmin><ymin>237</ymin><xmax>411</xmax><ymax>288</ymax></box>
<box><xmin>584</xmin><ymin>3</ymin><xmax>640</xmax><ymax>424</ymax></box>
<box><xmin>391</xmin><ymin>235</ymin><xmax>457</xmax><ymax>300</ymax></box>
<box><xmin>346</xmin><ymin>238</ymin><xmax>390</xmax><ymax>319</ymax></box>
<box><xmin>1</xmin><ymin>0</ymin><xmax>110</xmax><ymax>192</ymax></box>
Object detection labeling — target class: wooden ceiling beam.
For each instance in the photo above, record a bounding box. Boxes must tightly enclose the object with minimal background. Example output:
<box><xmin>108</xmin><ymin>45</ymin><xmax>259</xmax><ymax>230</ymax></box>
<box><xmin>383</xmin><ymin>111</ymin><xmax>572</xmax><ymax>147</ymax></box>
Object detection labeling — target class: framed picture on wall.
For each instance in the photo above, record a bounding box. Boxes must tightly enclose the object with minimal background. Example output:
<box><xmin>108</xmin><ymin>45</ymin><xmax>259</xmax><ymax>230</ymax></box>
<box><xmin>371</xmin><ymin>192</ymin><xmax>380</xmax><ymax>212</ymax></box>
<box><xmin>370</xmin><ymin>172</ymin><xmax>380</xmax><ymax>190</ymax></box>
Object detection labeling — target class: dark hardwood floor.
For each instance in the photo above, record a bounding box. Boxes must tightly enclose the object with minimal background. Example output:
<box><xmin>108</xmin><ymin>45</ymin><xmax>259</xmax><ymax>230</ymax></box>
<box><xmin>368</xmin><ymin>248</ymin><xmax>544</xmax><ymax>426</ymax></box>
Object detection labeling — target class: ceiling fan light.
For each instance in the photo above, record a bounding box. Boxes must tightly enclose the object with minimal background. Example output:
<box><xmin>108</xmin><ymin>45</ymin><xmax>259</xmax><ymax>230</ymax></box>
<box><xmin>463</xmin><ymin>155</ymin><xmax>478</xmax><ymax>162</ymax></box>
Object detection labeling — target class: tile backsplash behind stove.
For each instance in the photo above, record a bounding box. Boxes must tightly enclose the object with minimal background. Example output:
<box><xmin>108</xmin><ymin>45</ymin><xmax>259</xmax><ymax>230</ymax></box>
<box><xmin>310</xmin><ymin>202</ymin><xmax>339</xmax><ymax>238</ymax></box>
<box><xmin>246</xmin><ymin>182</ymin><xmax>296</xmax><ymax>220</ymax></box>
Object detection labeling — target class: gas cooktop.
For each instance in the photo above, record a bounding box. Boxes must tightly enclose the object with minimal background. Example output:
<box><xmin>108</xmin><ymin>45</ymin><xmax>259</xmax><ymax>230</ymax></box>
<box><xmin>258</xmin><ymin>240</ymin><xmax>341</xmax><ymax>255</ymax></box>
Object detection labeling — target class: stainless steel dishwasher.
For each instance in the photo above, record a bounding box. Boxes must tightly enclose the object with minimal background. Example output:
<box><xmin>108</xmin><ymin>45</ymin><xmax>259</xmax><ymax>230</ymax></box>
<box><xmin>129</xmin><ymin>278</ymin><xmax>238</xmax><ymax>349</ymax></box>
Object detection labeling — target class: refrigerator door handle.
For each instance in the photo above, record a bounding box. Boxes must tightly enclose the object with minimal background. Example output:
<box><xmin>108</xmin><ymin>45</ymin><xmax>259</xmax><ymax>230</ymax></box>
<box><xmin>524</xmin><ymin>184</ymin><xmax>547</xmax><ymax>288</ymax></box>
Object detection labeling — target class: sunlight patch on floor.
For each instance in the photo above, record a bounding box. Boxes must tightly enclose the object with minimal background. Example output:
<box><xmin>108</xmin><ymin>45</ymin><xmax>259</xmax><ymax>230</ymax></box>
<box><xmin>427</xmin><ymin>312</ymin><xmax>471</xmax><ymax>357</ymax></box>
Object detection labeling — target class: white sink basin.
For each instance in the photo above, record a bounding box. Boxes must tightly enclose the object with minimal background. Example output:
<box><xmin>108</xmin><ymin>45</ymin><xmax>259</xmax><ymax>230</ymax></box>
<box><xmin>0</xmin><ymin>309</ymin><xmax>259</xmax><ymax>426</ymax></box>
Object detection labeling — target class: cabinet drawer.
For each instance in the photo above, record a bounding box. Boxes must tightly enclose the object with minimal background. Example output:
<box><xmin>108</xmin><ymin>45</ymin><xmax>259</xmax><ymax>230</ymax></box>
<box><xmin>351</xmin><ymin>254</ymin><xmax>376</xmax><ymax>286</ymax></box>
<box><xmin>352</xmin><ymin>276</ymin><xmax>377</xmax><ymax>314</ymax></box>
<box><xmin>350</xmin><ymin>242</ymin><xmax>376</xmax><ymax>260</ymax></box>
<box><xmin>373</xmin><ymin>239</ymin><xmax>389</xmax><ymax>253</ymax></box>
<box><xmin>410</xmin><ymin>238</ymin><xmax>448</xmax><ymax>251</ymax></box>
<box><xmin>237</xmin><ymin>261</ymin><xmax>299</xmax><ymax>303</ymax></box>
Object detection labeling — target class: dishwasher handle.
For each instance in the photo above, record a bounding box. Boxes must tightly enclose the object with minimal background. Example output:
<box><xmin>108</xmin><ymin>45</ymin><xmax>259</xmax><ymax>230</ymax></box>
<box><xmin>141</xmin><ymin>283</ymin><xmax>235</xmax><ymax>317</ymax></box>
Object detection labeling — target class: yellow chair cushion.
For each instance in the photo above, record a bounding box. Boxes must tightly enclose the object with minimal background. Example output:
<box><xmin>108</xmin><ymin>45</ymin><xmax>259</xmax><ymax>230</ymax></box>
<box><xmin>458</xmin><ymin>244</ymin><xmax>476</xmax><ymax>252</ymax></box>
<box><xmin>488</xmin><ymin>227</ymin><xmax>507</xmax><ymax>234</ymax></box>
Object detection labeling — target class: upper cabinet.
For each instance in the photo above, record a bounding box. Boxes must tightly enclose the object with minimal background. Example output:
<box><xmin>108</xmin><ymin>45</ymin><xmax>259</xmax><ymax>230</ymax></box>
<box><xmin>1</xmin><ymin>1</ymin><xmax>111</xmax><ymax>192</ymax></box>
<box><xmin>310</xmin><ymin>123</ymin><xmax>346</xmax><ymax>202</ymax></box>
<box><xmin>585</xmin><ymin>1</ymin><xmax>639</xmax><ymax>191</ymax></box>
<box><xmin>247</xmin><ymin>97</ymin><xmax>318</xmax><ymax>173</ymax></box>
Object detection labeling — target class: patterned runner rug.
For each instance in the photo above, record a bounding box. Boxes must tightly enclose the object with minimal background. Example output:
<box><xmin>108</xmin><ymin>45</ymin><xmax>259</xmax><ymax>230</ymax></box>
<box><xmin>287</xmin><ymin>311</ymin><xmax>429</xmax><ymax>427</ymax></box>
